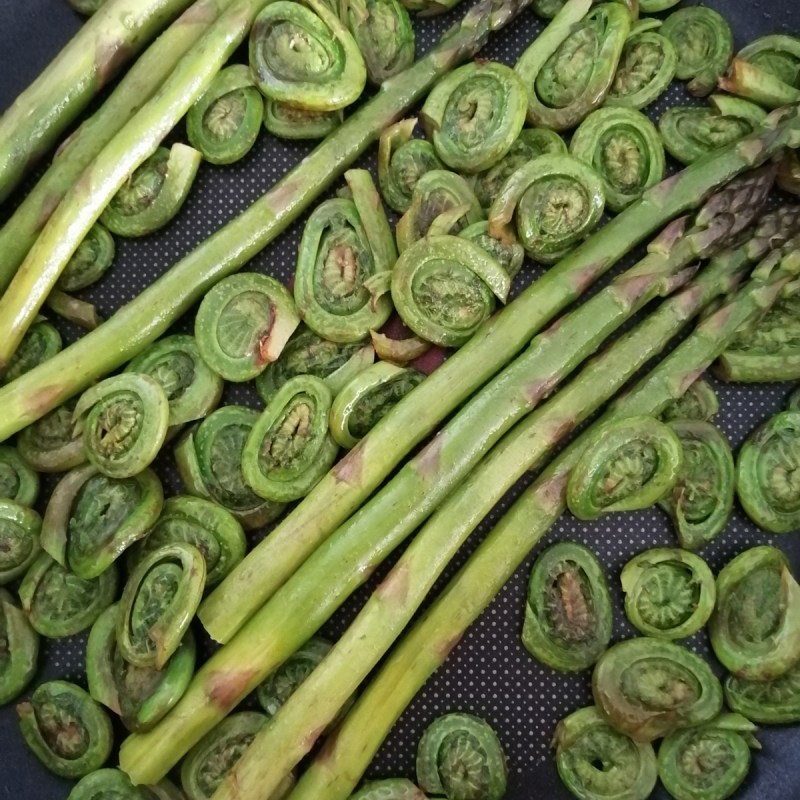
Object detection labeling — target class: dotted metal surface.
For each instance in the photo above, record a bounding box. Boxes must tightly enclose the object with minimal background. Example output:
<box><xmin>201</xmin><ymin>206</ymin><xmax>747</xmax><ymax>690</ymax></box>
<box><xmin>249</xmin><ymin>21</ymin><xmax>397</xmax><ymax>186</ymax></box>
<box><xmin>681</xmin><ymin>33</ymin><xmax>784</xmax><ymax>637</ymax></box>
<box><xmin>0</xmin><ymin>2</ymin><xmax>799</xmax><ymax>799</ymax></box>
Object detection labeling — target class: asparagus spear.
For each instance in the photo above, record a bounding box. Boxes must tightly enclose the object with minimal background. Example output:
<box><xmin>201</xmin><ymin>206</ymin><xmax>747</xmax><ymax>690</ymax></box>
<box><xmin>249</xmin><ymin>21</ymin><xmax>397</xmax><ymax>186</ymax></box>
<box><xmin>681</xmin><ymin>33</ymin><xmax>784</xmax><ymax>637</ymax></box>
<box><xmin>211</xmin><ymin>201</ymin><xmax>796</xmax><ymax>800</ymax></box>
<box><xmin>0</xmin><ymin>0</ymin><xmax>235</xmax><ymax>294</ymax></box>
<box><xmin>287</xmin><ymin>238</ymin><xmax>800</xmax><ymax>800</ymax></box>
<box><xmin>118</xmin><ymin>170</ymin><xmax>775</xmax><ymax>786</ymax></box>
<box><xmin>0</xmin><ymin>0</ymin><xmax>193</xmax><ymax>204</ymax></box>
<box><xmin>0</xmin><ymin>0</ymin><xmax>533</xmax><ymax>434</ymax></box>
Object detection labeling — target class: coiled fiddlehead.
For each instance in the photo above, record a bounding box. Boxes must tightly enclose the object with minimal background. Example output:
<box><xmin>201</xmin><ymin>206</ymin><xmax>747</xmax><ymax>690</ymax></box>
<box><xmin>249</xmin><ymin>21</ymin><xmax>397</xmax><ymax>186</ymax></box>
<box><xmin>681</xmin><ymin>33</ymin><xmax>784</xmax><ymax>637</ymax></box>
<box><xmin>250</xmin><ymin>0</ymin><xmax>366</xmax><ymax>112</ymax></box>
<box><xmin>739</xmin><ymin>34</ymin><xmax>800</xmax><ymax>87</ymax></box>
<box><xmin>57</xmin><ymin>223</ymin><xmax>115</xmax><ymax>292</ymax></box>
<box><xmin>522</xmin><ymin>542</ymin><xmax>612</xmax><ymax>672</ymax></box>
<box><xmin>195</xmin><ymin>272</ymin><xmax>300</xmax><ymax>382</ymax></box>
<box><xmin>243</xmin><ymin>376</ymin><xmax>338</xmax><ymax>502</ymax></box>
<box><xmin>736</xmin><ymin>411</ymin><xmax>800</xmax><ymax>533</ymax></box>
<box><xmin>391</xmin><ymin>235</ymin><xmax>510</xmax><ymax>347</ymax></box>
<box><xmin>350</xmin><ymin>780</ymin><xmax>427</xmax><ymax>800</ymax></box>
<box><xmin>657</xmin><ymin>713</ymin><xmax>759</xmax><ymax>800</ymax></box>
<box><xmin>515</xmin><ymin>0</ymin><xmax>631</xmax><ymax>132</ymax></box>
<box><xmin>554</xmin><ymin>705</ymin><xmax>658</xmax><ymax>800</ymax></box>
<box><xmin>725</xmin><ymin>662</ymin><xmax>800</xmax><ymax>724</ymax></box>
<box><xmin>0</xmin><ymin>589</ymin><xmax>38</xmax><ymax>706</ymax></box>
<box><xmin>566</xmin><ymin>416</ymin><xmax>683</xmax><ymax>520</ymax></box>
<box><xmin>74</xmin><ymin>374</ymin><xmax>170</xmax><ymax>479</ymax></box>
<box><xmin>40</xmin><ymin>464</ymin><xmax>163</xmax><ymax>580</ymax></box>
<box><xmin>2</xmin><ymin>318</ymin><xmax>61</xmax><ymax>384</ymax></box>
<box><xmin>488</xmin><ymin>154</ymin><xmax>605</xmax><ymax>264</ymax></box>
<box><xmin>17</xmin><ymin>680</ymin><xmax>113</xmax><ymax>778</ymax></box>
<box><xmin>621</xmin><ymin>548</ymin><xmax>716</xmax><ymax>640</ymax></box>
<box><xmin>68</xmin><ymin>769</ymin><xmax>159</xmax><ymax>800</ymax></box>
<box><xmin>593</xmin><ymin>638</ymin><xmax>723</xmax><ymax>742</ymax></box>
<box><xmin>187</xmin><ymin>65</ymin><xmax>264</xmax><ymax>166</ymax></box>
<box><xmin>661</xmin><ymin>379</ymin><xmax>719</xmax><ymax>423</ymax></box>
<box><xmin>101</xmin><ymin>144</ymin><xmax>202</xmax><ymax>237</ymax></box>
<box><xmin>0</xmin><ymin>500</ymin><xmax>42</xmax><ymax>586</ymax></box>
<box><xmin>421</xmin><ymin>62</ymin><xmax>527</xmax><ymax>174</ymax></box>
<box><xmin>459</xmin><ymin>221</ymin><xmax>524</xmax><ymax>280</ymax></box>
<box><xmin>264</xmin><ymin>99</ymin><xmax>343</xmax><ymax>140</ymax></box>
<box><xmin>570</xmin><ymin>107</ymin><xmax>664</xmax><ymax>212</ymax></box>
<box><xmin>709</xmin><ymin>546</ymin><xmax>800</xmax><ymax>681</ymax></box>
<box><xmin>416</xmin><ymin>713</ymin><xmax>507</xmax><ymax>800</ymax></box>
<box><xmin>87</xmin><ymin>603</ymin><xmax>196</xmax><ymax>732</ymax></box>
<box><xmin>0</xmin><ymin>446</ymin><xmax>39</xmax><ymax>507</ymax></box>
<box><xmin>117</xmin><ymin>542</ymin><xmax>205</xmax><ymax>670</ymax></box>
<box><xmin>129</xmin><ymin>495</ymin><xmax>245</xmax><ymax>588</ymax></box>
<box><xmin>17</xmin><ymin>400</ymin><xmax>87</xmax><ymax>473</ymax></box>
<box><xmin>330</xmin><ymin>362</ymin><xmax>424</xmax><ymax>449</ymax></box>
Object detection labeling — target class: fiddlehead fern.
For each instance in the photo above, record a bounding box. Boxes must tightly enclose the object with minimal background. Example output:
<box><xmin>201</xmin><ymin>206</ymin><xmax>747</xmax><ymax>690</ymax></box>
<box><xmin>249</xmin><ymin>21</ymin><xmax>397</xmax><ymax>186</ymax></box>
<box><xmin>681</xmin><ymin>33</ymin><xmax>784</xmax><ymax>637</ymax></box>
<box><xmin>592</xmin><ymin>638</ymin><xmax>723</xmax><ymax>742</ymax></box>
<box><xmin>661</xmin><ymin>379</ymin><xmax>719</xmax><ymax>423</ymax></box>
<box><xmin>87</xmin><ymin>603</ymin><xmax>196</xmax><ymax>732</ymax></box>
<box><xmin>522</xmin><ymin>542</ymin><xmax>612</xmax><ymax>672</ymax></box>
<box><xmin>2</xmin><ymin>318</ymin><xmax>61</xmax><ymax>384</ymax></box>
<box><xmin>736</xmin><ymin>411</ymin><xmax>800</xmax><ymax>533</ymax></box>
<box><xmin>515</xmin><ymin>0</ymin><xmax>631</xmax><ymax>132</ymax></box>
<box><xmin>263</xmin><ymin>100</ymin><xmax>342</xmax><ymax>140</ymax></box>
<box><xmin>391</xmin><ymin>235</ymin><xmax>510</xmax><ymax>347</ymax></box>
<box><xmin>621</xmin><ymin>548</ymin><xmax>716</xmax><ymax>640</ymax></box>
<box><xmin>488</xmin><ymin>154</ymin><xmax>604</xmax><ymax>264</ymax></box>
<box><xmin>657</xmin><ymin>421</ymin><xmax>734</xmax><ymax>551</ymax></box>
<box><xmin>554</xmin><ymin>706</ymin><xmax>658</xmax><ymax>800</ymax></box>
<box><xmin>661</xmin><ymin>6</ymin><xmax>734</xmax><ymax>96</ymax></box>
<box><xmin>459</xmin><ymin>222</ymin><xmax>525</xmax><ymax>280</ymax></box>
<box><xmin>187</xmin><ymin>65</ymin><xmax>264</xmax><ymax>166</ymax></box>
<box><xmin>73</xmin><ymin>373</ymin><xmax>170</xmax><ymax>479</ymax></box>
<box><xmin>40</xmin><ymin>464</ymin><xmax>163</xmax><ymax>580</ymax></box>
<box><xmin>421</xmin><ymin>62</ymin><xmax>527</xmax><ymax>174</ymax></box>
<box><xmin>709</xmin><ymin>546</ymin><xmax>800</xmax><ymax>681</ymax></box>
<box><xmin>249</xmin><ymin>0</ymin><xmax>367</xmax><ymax>112</ymax></box>
<box><xmin>330</xmin><ymin>362</ymin><xmax>424</xmax><ymax>449</ymax></box>
<box><xmin>67</xmin><ymin>769</ymin><xmax>154</xmax><ymax>800</ymax></box>
<box><xmin>725</xmin><ymin>662</ymin><xmax>800</xmax><ymax>724</ymax></box>
<box><xmin>17</xmin><ymin>680</ymin><xmax>113</xmax><ymax>778</ymax></box>
<box><xmin>570</xmin><ymin>107</ymin><xmax>665</xmax><ymax>212</ymax></box>
<box><xmin>0</xmin><ymin>500</ymin><xmax>42</xmax><ymax>586</ymax></box>
<box><xmin>57</xmin><ymin>223</ymin><xmax>115</xmax><ymax>292</ymax></box>
<box><xmin>0</xmin><ymin>446</ymin><xmax>39</xmax><ymax>507</ymax></box>
<box><xmin>0</xmin><ymin>589</ymin><xmax>38</xmax><ymax>706</ymax></box>
<box><xmin>369</xmin><ymin>330</ymin><xmax>431</xmax><ymax>365</ymax></box>
<box><xmin>566</xmin><ymin>416</ymin><xmax>683</xmax><ymax>520</ymax></box>
<box><xmin>117</xmin><ymin>542</ymin><xmax>205</xmax><ymax>670</ymax></box>
<box><xmin>195</xmin><ymin>272</ymin><xmax>300</xmax><ymax>382</ymax></box>
<box><xmin>101</xmin><ymin>144</ymin><xmax>202</xmax><ymax>237</ymax></box>
<box><xmin>243</xmin><ymin>376</ymin><xmax>338</xmax><ymax>502</ymax></box>
<box><xmin>657</xmin><ymin>713</ymin><xmax>759</xmax><ymax>800</ymax></box>
<box><xmin>738</xmin><ymin>34</ymin><xmax>800</xmax><ymax>88</ymax></box>
<box><xmin>350</xmin><ymin>780</ymin><xmax>427</xmax><ymax>800</ymax></box>
<box><xmin>17</xmin><ymin>400</ymin><xmax>87</xmax><ymax>473</ymax></box>
<box><xmin>416</xmin><ymin>713</ymin><xmax>507</xmax><ymax>800</ymax></box>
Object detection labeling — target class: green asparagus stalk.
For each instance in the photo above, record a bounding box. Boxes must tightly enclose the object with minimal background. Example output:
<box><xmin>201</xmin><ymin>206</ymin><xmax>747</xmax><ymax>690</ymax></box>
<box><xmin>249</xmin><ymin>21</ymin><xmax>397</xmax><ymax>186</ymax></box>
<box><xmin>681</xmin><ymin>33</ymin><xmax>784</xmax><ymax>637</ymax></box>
<box><xmin>0</xmin><ymin>0</ymin><xmax>193</xmax><ymax>204</ymax></box>
<box><xmin>198</xmin><ymin>110</ymin><xmax>800</xmax><ymax>645</ymax></box>
<box><xmin>0</xmin><ymin>0</ymin><xmax>534</xmax><ymax>440</ymax></box>
<box><xmin>288</xmin><ymin>238</ymin><xmax>800</xmax><ymax>800</ymax></box>
<box><xmin>0</xmin><ymin>0</ymin><xmax>234</xmax><ymax>294</ymax></box>
<box><xmin>211</xmin><ymin>197</ymin><xmax>789</xmax><ymax>800</ymax></box>
<box><xmin>118</xmin><ymin>170</ymin><xmax>774</xmax><ymax>786</ymax></box>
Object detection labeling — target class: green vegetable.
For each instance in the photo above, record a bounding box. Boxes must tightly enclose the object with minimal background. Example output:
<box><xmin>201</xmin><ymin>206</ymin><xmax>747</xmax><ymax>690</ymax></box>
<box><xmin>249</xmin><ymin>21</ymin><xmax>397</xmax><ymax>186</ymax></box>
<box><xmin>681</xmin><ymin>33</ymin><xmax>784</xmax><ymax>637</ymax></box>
<box><xmin>187</xmin><ymin>65</ymin><xmax>265</xmax><ymax>165</ymax></box>
<box><xmin>530</xmin><ymin>0</ymin><xmax>563</xmax><ymax>18</ymax></box>
<box><xmin>69</xmin><ymin>0</ymin><xmax>107</xmax><ymax>13</ymax></box>
<box><xmin>57</xmin><ymin>224</ymin><xmax>115</xmax><ymax>293</ymax></box>
<box><xmin>40</xmin><ymin>464</ymin><xmax>163</xmax><ymax>580</ymax></box>
<box><xmin>458</xmin><ymin>221</ymin><xmax>524</xmax><ymax>280</ymax></box>
<box><xmin>554</xmin><ymin>706</ymin><xmax>657</xmax><ymax>800</ymax></box>
<box><xmin>739</xmin><ymin>34</ymin><xmax>800</xmax><ymax>88</ymax></box>
<box><xmin>17</xmin><ymin>400</ymin><xmax>87</xmax><ymax>474</ymax></box>
<box><xmin>0</xmin><ymin>500</ymin><xmax>42</xmax><ymax>586</ymax></box>
<box><xmin>621</xmin><ymin>548</ymin><xmax>716</xmax><ymax>639</ymax></box>
<box><xmin>416</xmin><ymin>714</ymin><xmax>506</xmax><ymax>800</ymax></box>
<box><xmin>709</xmin><ymin>545</ymin><xmax>800</xmax><ymax>681</ymax></box>
<box><xmin>17</xmin><ymin>680</ymin><xmax>113</xmax><ymax>778</ymax></box>
<box><xmin>725</xmin><ymin>662</ymin><xmax>800</xmax><ymax>724</ymax></box>
<box><xmin>778</xmin><ymin>150</ymin><xmax>800</xmax><ymax>195</ymax></box>
<box><xmin>350</xmin><ymin>781</ymin><xmax>427</xmax><ymax>800</ymax></box>
<box><xmin>369</xmin><ymin>331</ymin><xmax>431</xmax><ymax>364</ymax></box>
<box><xmin>67</xmin><ymin>769</ymin><xmax>156</xmax><ymax>800</ymax></box>
<box><xmin>0</xmin><ymin>589</ymin><xmax>39</xmax><ymax>706</ymax></box>
<box><xmin>0</xmin><ymin>446</ymin><xmax>40</xmax><ymax>507</ymax></box>
<box><xmin>719</xmin><ymin>58</ymin><xmax>800</xmax><ymax>110</ymax></box>
<box><xmin>522</xmin><ymin>542</ymin><xmax>612</xmax><ymax>671</ymax></box>
<box><xmin>46</xmin><ymin>291</ymin><xmax>103</xmax><ymax>332</ymax></box>
<box><xmin>660</xmin><ymin>379</ymin><xmax>719</xmax><ymax>422</ymax></box>
<box><xmin>3</xmin><ymin>319</ymin><xmax>61</xmax><ymax>385</ymax></box>
<box><xmin>657</xmin><ymin>713</ymin><xmax>760</xmax><ymax>800</ymax></box>
<box><xmin>263</xmin><ymin>100</ymin><xmax>343</xmax><ymax>140</ymax></box>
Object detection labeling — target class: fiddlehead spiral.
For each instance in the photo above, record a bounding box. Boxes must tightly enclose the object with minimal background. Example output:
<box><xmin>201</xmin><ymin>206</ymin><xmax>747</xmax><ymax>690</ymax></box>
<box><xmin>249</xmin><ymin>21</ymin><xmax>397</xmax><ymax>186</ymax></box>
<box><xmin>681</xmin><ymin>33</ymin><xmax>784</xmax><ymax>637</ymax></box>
<box><xmin>101</xmin><ymin>144</ymin><xmax>202</xmax><ymax>237</ymax></box>
<box><xmin>187</xmin><ymin>65</ymin><xmax>264</xmax><ymax>165</ymax></box>
<box><xmin>263</xmin><ymin>99</ymin><xmax>342</xmax><ymax>140</ymax></box>
<box><xmin>621</xmin><ymin>548</ymin><xmax>716</xmax><ymax>640</ymax></box>
<box><xmin>566</xmin><ymin>416</ymin><xmax>683</xmax><ymax>520</ymax></box>
<box><xmin>57</xmin><ymin>223</ymin><xmax>115</xmax><ymax>292</ymax></box>
<box><xmin>17</xmin><ymin>400</ymin><xmax>87</xmax><ymax>473</ymax></box>
<box><xmin>330</xmin><ymin>362</ymin><xmax>424</xmax><ymax>449</ymax></box>
<box><xmin>0</xmin><ymin>446</ymin><xmax>40</xmax><ymax>507</ymax></box>
<box><xmin>658</xmin><ymin>713</ymin><xmax>759</xmax><ymax>800</ymax></box>
<box><xmin>3</xmin><ymin>318</ymin><xmax>61</xmax><ymax>384</ymax></box>
<box><xmin>661</xmin><ymin>379</ymin><xmax>719</xmax><ymax>423</ymax></box>
<box><xmin>592</xmin><ymin>638</ymin><xmax>723</xmax><ymax>742</ymax></box>
<box><xmin>73</xmin><ymin>374</ymin><xmax>170</xmax><ymax>479</ymax></box>
<box><xmin>17</xmin><ymin>680</ymin><xmax>113</xmax><ymax>778</ymax></box>
<box><xmin>459</xmin><ymin>221</ymin><xmax>525</xmax><ymax>280</ymax></box>
<box><xmin>0</xmin><ymin>589</ymin><xmax>38</xmax><ymax>706</ymax></box>
<box><xmin>249</xmin><ymin>0</ymin><xmax>366</xmax><ymax>112</ymax></box>
<box><xmin>488</xmin><ymin>154</ymin><xmax>605</xmax><ymax>264</ymax></box>
<box><xmin>117</xmin><ymin>542</ymin><xmax>205</xmax><ymax>670</ymax></box>
<box><xmin>709</xmin><ymin>545</ymin><xmax>800</xmax><ymax>681</ymax></box>
<box><xmin>554</xmin><ymin>705</ymin><xmax>658</xmax><ymax>800</ymax></box>
<box><xmin>40</xmin><ymin>464</ymin><xmax>163</xmax><ymax>580</ymax></box>
<box><xmin>350</xmin><ymin>779</ymin><xmax>427</xmax><ymax>800</ymax></box>
<box><xmin>725</xmin><ymin>662</ymin><xmax>800</xmax><ymax>724</ymax></box>
<box><xmin>67</xmin><ymin>769</ymin><xmax>155</xmax><ymax>800</ymax></box>
<box><xmin>416</xmin><ymin>713</ymin><xmax>507</xmax><ymax>800</ymax></box>
<box><xmin>522</xmin><ymin>542</ymin><xmax>612</xmax><ymax>672</ymax></box>
<box><xmin>570</xmin><ymin>107</ymin><xmax>664</xmax><ymax>212</ymax></box>
<box><xmin>0</xmin><ymin>500</ymin><xmax>42</xmax><ymax>586</ymax></box>
<box><xmin>195</xmin><ymin>272</ymin><xmax>300</xmax><ymax>382</ymax></box>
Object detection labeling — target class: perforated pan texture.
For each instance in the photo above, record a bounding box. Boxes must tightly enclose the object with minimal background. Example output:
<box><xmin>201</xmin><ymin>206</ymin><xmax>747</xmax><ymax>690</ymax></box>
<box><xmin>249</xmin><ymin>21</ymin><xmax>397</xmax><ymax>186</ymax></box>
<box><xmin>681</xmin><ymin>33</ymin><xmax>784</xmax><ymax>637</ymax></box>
<box><xmin>0</xmin><ymin>1</ymin><xmax>799</xmax><ymax>798</ymax></box>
